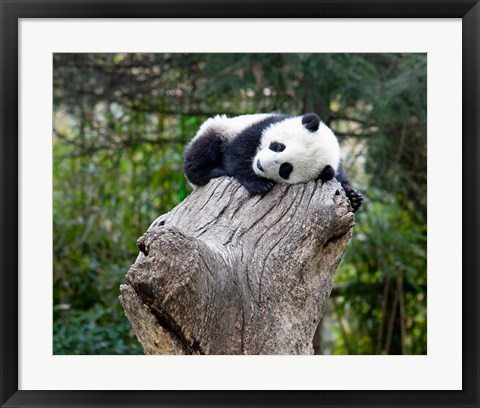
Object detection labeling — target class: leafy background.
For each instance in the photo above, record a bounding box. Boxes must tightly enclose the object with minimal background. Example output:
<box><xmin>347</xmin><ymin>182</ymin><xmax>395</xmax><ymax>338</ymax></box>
<box><xmin>53</xmin><ymin>53</ymin><xmax>427</xmax><ymax>355</ymax></box>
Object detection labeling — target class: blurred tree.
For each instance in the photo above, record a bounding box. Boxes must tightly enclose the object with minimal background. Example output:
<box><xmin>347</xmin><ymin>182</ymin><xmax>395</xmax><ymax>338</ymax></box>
<box><xmin>53</xmin><ymin>53</ymin><xmax>426</xmax><ymax>355</ymax></box>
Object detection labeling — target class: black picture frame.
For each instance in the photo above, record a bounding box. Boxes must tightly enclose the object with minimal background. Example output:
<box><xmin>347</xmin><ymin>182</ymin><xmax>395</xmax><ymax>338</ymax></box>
<box><xmin>1</xmin><ymin>1</ymin><xmax>478</xmax><ymax>407</ymax></box>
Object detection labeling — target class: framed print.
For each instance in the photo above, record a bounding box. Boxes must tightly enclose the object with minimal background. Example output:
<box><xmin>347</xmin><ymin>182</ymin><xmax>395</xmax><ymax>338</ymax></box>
<box><xmin>1</xmin><ymin>0</ymin><xmax>479</xmax><ymax>407</ymax></box>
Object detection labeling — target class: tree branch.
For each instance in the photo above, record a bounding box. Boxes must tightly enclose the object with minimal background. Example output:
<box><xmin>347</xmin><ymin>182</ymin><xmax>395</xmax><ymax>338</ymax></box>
<box><xmin>120</xmin><ymin>177</ymin><xmax>356</xmax><ymax>355</ymax></box>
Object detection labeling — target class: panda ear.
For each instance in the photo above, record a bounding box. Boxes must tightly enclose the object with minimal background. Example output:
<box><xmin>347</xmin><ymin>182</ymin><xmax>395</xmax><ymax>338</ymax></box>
<box><xmin>302</xmin><ymin>113</ymin><xmax>320</xmax><ymax>132</ymax></box>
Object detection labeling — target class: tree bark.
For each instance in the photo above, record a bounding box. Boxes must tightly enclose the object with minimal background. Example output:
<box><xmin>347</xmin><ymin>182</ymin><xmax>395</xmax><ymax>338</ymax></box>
<box><xmin>119</xmin><ymin>177</ymin><xmax>355</xmax><ymax>355</ymax></box>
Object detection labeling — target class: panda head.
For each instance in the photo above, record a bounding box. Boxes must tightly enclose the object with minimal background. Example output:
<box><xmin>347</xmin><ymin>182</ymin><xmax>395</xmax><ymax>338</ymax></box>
<box><xmin>252</xmin><ymin>113</ymin><xmax>341</xmax><ymax>184</ymax></box>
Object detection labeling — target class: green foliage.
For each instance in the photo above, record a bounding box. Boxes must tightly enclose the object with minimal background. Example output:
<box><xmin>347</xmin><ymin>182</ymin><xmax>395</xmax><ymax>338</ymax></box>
<box><xmin>53</xmin><ymin>108</ymin><xmax>194</xmax><ymax>354</ymax></box>
<box><xmin>325</xmin><ymin>190</ymin><xmax>427</xmax><ymax>354</ymax></box>
<box><xmin>54</xmin><ymin>286</ymin><xmax>143</xmax><ymax>355</ymax></box>
<box><xmin>53</xmin><ymin>53</ymin><xmax>426</xmax><ymax>355</ymax></box>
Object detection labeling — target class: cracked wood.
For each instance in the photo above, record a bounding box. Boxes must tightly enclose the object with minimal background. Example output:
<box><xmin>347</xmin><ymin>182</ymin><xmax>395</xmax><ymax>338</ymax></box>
<box><xmin>119</xmin><ymin>177</ymin><xmax>355</xmax><ymax>354</ymax></box>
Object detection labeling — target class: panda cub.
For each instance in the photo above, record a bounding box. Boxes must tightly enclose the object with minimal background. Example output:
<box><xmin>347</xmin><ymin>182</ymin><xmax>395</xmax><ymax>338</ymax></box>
<box><xmin>183</xmin><ymin>113</ymin><xmax>363</xmax><ymax>212</ymax></box>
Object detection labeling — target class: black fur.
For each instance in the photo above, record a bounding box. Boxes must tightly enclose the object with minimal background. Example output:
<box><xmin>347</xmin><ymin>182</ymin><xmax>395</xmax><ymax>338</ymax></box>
<box><xmin>318</xmin><ymin>165</ymin><xmax>335</xmax><ymax>182</ymax></box>
<box><xmin>279</xmin><ymin>162</ymin><xmax>293</xmax><ymax>180</ymax></box>
<box><xmin>302</xmin><ymin>113</ymin><xmax>320</xmax><ymax>132</ymax></box>
<box><xmin>183</xmin><ymin>128</ymin><xmax>227</xmax><ymax>186</ymax></box>
<box><xmin>332</xmin><ymin>161</ymin><xmax>363</xmax><ymax>213</ymax></box>
<box><xmin>222</xmin><ymin>115</ymin><xmax>289</xmax><ymax>194</ymax></box>
<box><xmin>269</xmin><ymin>142</ymin><xmax>286</xmax><ymax>152</ymax></box>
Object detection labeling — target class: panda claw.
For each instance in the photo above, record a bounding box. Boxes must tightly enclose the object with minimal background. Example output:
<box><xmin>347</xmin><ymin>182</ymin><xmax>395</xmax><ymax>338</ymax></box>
<box><xmin>259</xmin><ymin>181</ymin><xmax>275</xmax><ymax>195</ymax></box>
<box><xmin>348</xmin><ymin>191</ymin><xmax>363</xmax><ymax>213</ymax></box>
<box><xmin>245</xmin><ymin>179</ymin><xmax>275</xmax><ymax>195</ymax></box>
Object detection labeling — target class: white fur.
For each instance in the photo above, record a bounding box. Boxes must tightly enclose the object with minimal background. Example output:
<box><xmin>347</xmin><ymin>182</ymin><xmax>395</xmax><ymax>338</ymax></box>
<box><xmin>191</xmin><ymin>113</ymin><xmax>271</xmax><ymax>143</ymax></box>
<box><xmin>253</xmin><ymin>118</ymin><xmax>341</xmax><ymax>183</ymax></box>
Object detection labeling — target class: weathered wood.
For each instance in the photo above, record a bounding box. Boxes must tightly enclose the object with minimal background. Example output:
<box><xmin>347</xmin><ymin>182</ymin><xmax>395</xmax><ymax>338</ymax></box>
<box><xmin>119</xmin><ymin>177</ymin><xmax>355</xmax><ymax>355</ymax></box>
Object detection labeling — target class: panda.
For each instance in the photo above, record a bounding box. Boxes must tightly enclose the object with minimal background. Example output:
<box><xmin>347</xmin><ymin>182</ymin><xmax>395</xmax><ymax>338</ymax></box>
<box><xmin>183</xmin><ymin>113</ymin><xmax>363</xmax><ymax>212</ymax></box>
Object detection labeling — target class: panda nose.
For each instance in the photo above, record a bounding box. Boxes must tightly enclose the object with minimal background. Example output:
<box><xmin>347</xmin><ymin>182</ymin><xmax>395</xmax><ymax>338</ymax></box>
<box><xmin>256</xmin><ymin>159</ymin><xmax>264</xmax><ymax>172</ymax></box>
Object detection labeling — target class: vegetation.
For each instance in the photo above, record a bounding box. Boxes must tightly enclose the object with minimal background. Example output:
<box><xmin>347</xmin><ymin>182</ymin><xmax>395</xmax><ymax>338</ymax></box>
<box><xmin>53</xmin><ymin>53</ymin><xmax>427</xmax><ymax>355</ymax></box>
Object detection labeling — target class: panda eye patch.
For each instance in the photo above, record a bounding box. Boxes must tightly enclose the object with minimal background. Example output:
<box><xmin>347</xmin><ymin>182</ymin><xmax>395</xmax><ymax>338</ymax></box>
<box><xmin>269</xmin><ymin>142</ymin><xmax>286</xmax><ymax>152</ymax></box>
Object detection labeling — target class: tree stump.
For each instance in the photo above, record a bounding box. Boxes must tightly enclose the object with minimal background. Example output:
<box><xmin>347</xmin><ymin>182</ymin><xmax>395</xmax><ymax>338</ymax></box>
<box><xmin>119</xmin><ymin>177</ymin><xmax>355</xmax><ymax>355</ymax></box>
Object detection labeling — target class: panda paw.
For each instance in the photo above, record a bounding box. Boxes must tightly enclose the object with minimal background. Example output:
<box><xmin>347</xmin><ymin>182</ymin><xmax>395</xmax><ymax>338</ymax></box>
<box><xmin>244</xmin><ymin>179</ymin><xmax>275</xmax><ymax>195</ymax></box>
<box><xmin>346</xmin><ymin>189</ymin><xmax>363</xmax><ymax>213</ymax></box>
<box><xmin>319</xmin><ymin>165</ymin><xmax>335</xmax><ymax>182</ymax></box>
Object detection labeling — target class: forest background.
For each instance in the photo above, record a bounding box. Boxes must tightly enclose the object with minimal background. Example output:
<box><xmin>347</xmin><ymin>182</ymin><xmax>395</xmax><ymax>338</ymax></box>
<box><xmin>53</xmin><ymin>53</ymin><xmax>427</xmax><ymax>355</ymax></box>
